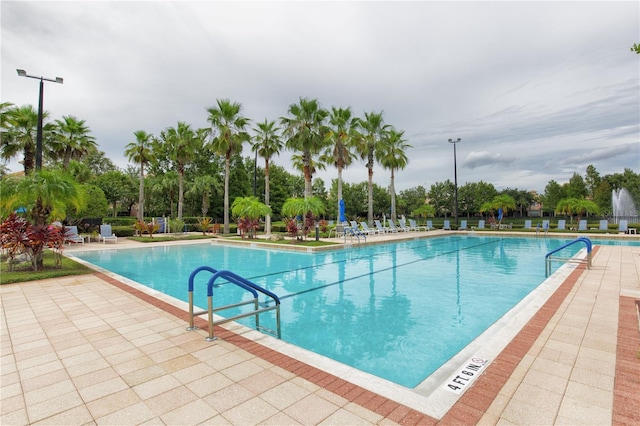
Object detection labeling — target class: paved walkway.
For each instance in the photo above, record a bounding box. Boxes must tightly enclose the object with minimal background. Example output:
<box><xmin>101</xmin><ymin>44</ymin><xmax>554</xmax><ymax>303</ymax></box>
<box><xmin>1</xmin><ymin>236</ymin><xmax>639</xmax><ymax>425</ymax></box>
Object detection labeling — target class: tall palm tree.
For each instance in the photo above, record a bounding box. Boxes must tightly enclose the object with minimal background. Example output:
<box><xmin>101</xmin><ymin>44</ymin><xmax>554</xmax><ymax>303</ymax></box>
<box><xmin>321</xmin><ymin>106</ymin><xmax>360</xmax><ymax>220</ymax></box>
<box><xmin>207</xmin><ymin>99</ymin><xmax>250</xmax><ymax>234</ymax></box>
<box><xmin>0</xmin><ymin>101</ymin><xmax>14</xmax><ymax>146</ymax></box>
<box><xmin>187</xmin><ymin>174</ymin><xmax>222</xmax><ymax>217</ymax></box>
<box><xmin>51</xmin><ymin>115</ymin><xmax>97</xmax><ymax>169</ymax></box>
<box><xmin>378</xmin><ymin>128</ymin><xmax>411</xmax><ymax>221</ymax></box>
<box><xmin>355</xmin><ymin>111</ymin><xmax>389</xmax><ymax>224</ymax></box>
<box><xmin>159</xmin><ymin>122</ymin><xmax>199</xmax><ymax>220</ymax></box>
<box><xmin>0</xmin><ymin>105</ymin><xmax>45</xmax><ymax>174</ymax></box>
<box><xmin>280</xmin><ymin>98</ymin><xmax>329</xmax><ymax>199</ymax></box>
<box><xmin>252</xmin><ymin>119</ymin><xmax>283</xmax><ymax>236</ymax></box>
<box><xmin>125</xmin><ymin>130</ymin><xmax>155</xmax><ymax>222</ymax></box>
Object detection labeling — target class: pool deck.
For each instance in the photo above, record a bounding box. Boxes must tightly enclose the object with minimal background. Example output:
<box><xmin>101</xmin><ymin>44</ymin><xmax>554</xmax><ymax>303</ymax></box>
<box><xmin>1</xmin><ymin>231</ymin><xmax>639</xmax><ymax>425</ymax></box>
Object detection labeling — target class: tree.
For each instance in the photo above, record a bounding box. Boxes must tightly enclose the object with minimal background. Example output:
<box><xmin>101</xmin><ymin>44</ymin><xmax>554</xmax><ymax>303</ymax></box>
<box><xmin>95</xmin><ymin>170</ymin><xmax>136</xmax><ymax>216</ymax></box>
<box><xmin>281</xmin><ymin>97</ymin><xmax>329</xmax><ymax>199</ymax></box>
<box><xmin>556</xmin><ymin>197</ymin><xmax>600</xmax><ymax>223</ymax></box>
<box><xmin>428</xmin><ymin>180</ymin><xmax>455</xmax><ymax>217</ymax></box>
<box><xmin>565</xmin><ymin>172</ymin><xmax>588</xmax><ymax>199</ymax></box>
<box><xmin>187</xmin><ymin>175</ymin><xmax>222</xmax><ymax>217</ymax></box>
<box><xmin>252</xmin><ymin>119</ymin><xmax>283</xmax><ymax>236</ymax></box>
<box><xmin>321</xmin><ymin>106</ymin><xmax>359</xmax><ymax>220</ymax></box>
<box><xmin>542</xmin><ymin>180</ymin><xmax>565</xmax><ymax>216</ymax></box>
<box><xmin>159</xmin><ymin>122</ymin><xmax>200</xmax><ymax>220</ymax></box>
<box><xmin>492</xmin><ymin>194</ymin><xmax>516</xmax><ymax>224</ymax></box>
<box><xmin>281</xmin><ymin>196</ymin><xmax>326</xmax><ymax>239</ymax></box>
<box><xmin>207</xmin><ymin>99</ymin><xmax>251</xmax><ymax>234</ymax></box>
<box><xmin>632</xmin><ymin>43</ymin><xmax>640</xmax><ymax>54</ymax></box>
<box><xmin>0</xmin><ymin>105</ymin><xmax>53</xmax><ymax>175</ymax></box>
<box><xmin>584</xmin><ymin>164</ymin><xmax>601</xmax><ymax>200</ymax></box>
<box><xmin>231</xmin><ymin>196</ymin><xmax>271</xmax><ymax>239</ymax></box>
<box><xmin>378</xmin><ymin>128</ymin><xmax>410</xmax><ymax>221</ymax></box>
<box><xmin>355</xmin><ymin>111</ymin><xmax>388</xmax><ymax>224</ymax></box>
<box><xmin>399</xmin><ymin>186</ymin><xmax>428</xmax><ymax>219</ymax></box>
<box><xmin>125</xmin><ymin>130</ymin><xmax>155</xmax><ymax>221</ymax></box>
<box><xmin>50</xmin><ymin>115</ymin><xmax>97</xmax><ymax>170</ymax></box>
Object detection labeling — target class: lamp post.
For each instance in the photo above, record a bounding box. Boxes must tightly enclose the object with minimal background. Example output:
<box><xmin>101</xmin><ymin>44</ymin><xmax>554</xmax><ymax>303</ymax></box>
<box><xmin>448</xmin><ymin>138</ymin><xmax>461</xmax><ymax>226</ymax></box>
<box><xmin>16</xmin><ymin>69</ymin><xmax>64</xmax><ymax>171</ymax></box>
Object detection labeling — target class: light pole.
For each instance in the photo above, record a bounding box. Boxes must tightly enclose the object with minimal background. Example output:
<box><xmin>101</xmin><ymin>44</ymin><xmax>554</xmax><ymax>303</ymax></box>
<box><xmin>448</xmin><ymin>138</ymin><xmax>461</xmax><ymax>226</ymax></box>
<box><xmin>16</xmin><ymin>69</ymin><xmax>64</xmax><ymax>171</ymax></box>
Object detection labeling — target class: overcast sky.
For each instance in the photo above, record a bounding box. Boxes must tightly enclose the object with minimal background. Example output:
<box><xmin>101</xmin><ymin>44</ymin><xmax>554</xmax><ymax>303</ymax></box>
<box><xmin>2</xmin><ymin>1</ymin><xmax>639</xmax><ymax>193</ymax></box>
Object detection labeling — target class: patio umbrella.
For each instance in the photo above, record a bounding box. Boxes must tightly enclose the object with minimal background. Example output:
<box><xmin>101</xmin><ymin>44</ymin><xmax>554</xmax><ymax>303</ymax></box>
<box><xmin>339</xmin><ymin>199</ymin><xmax>346</xmax><ymax>222</ymax></box>
<box><xmin>497</xmin><ymin>208</ymin><xmax>503</xmax><ymax>222</ymax></box>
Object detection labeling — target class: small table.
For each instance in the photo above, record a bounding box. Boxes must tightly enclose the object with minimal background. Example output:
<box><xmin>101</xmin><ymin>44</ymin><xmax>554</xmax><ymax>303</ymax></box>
<box><xmin>628</xmin><ymin>228</ymin><xmax>637</xmax><ymax>234</ymax></box>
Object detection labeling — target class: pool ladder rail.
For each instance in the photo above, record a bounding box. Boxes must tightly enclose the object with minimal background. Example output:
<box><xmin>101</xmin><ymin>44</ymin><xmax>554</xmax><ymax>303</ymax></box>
<box><xmin>544</xmin><ymin>237</ymin><xmax>592</xmax><ymax>277</ymax></box>
<box><xmin>187</xmin><ymin>266</ymin><xmax>281</xmax><ymax>341</ymax></box>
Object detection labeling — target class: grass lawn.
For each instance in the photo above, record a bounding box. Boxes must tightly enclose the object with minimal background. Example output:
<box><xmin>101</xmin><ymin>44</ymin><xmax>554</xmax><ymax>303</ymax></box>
<box><xmin>1</xmin><ymin>251</ymin><xmax>92</xmax><ymax>285</ymax></box>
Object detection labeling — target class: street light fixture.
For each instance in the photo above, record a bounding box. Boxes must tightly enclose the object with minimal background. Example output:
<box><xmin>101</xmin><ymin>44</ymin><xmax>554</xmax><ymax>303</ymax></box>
<box><xmin>16</xmin><ymin>69</ymin><xmax>64</xmax><ymax>171</ymax></box>
<box><xmin>448</xmin><ymin>138</ymin><xmax>461</xmax><ymax>226</ymax></box>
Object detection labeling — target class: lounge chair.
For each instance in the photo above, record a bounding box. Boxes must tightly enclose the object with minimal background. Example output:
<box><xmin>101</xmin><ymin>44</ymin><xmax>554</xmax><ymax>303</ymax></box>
<box><xmin>374</xmin><ymin>220</ymin><xmax>388</xmax><ymax>234</ymax></box>
<box><xmin>524</xmin><ymin>220</ymin><xmax>532</xmax><ymax>230</ymax></box>
<box><xmin>443</xmin><ymin>220</ymin><xmax>451</xmax><ymax>230</ymax></box>
<box><xmin>65</xmin><ymin>226</ymin><xmax>84</xmax><ymax>244</ymax></box>
<box><xmin>349</xmin><ymin>221</ymin><xmax>361</xmax><ymax>232</ymax></box>
<box><xmin>477</xmin><ymin>220</ymin><xmax>485</xmax><ymax>230</ymax></box>
<box><xmin>578</xmin><ymin>220</ymin><xmax>587</xmax><ymax>231</ymax></box>
<box><xmin>599</xmin><ymin>220</ymin><xmax>608</xmax><ymax>231</ymax></box>
<box><xmin>542</xmin><ymin>220</ymin><xmax>549</xmax><ymax>230</ymax></box>
<box><xmin>387</xmin><ymin>219</ymin><xmax>400</xmax><ymax>233</ymax></box>
<box><xmin>100</xmin><ymin>224</ymin><xmax>118</xmax><ymax>244</ymax></box>
<box><xmin>360</xmin><ymin>222</ymin><xmax>379</xmax><ymax>235</ymax></box>
<box><xmin>396</xmin><ymin>219</ymin><xmax>410</xmax><ymax>232</ymax></box>
<box><xmin>427</xmin><ymin>220</ymin><xmax>433</xmax><ymax>230</ymax></box>
<box><xmin>619</xmin><ymin>219</ymin><xmax>628</xmax><ymax>234</ymax></box>
<box><xmin>408</xmin><ymin>219</ymin><xmax>428</xmax><ymax>231</ymax></box>
<box><xmin>459</xmin><ymin>220</ymin><xmax>467</xmax><ymax>230</ymax></box>
<box><xmin>557</xmin><ymin>219</ymin><xmax>566</xmax><ymax>230</ymax></box>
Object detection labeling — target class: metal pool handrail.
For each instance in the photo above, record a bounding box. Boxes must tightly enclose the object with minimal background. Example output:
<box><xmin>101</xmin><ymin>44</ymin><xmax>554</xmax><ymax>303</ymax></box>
<box><xmin>186</xmin><ymin>266</ymin><xmax>281</xmax><ymax>341</ymax></box>
<box><xmin>545</xmin><ymin>237</ymin><xmax>592</xmax><ymax>276</ymax></box>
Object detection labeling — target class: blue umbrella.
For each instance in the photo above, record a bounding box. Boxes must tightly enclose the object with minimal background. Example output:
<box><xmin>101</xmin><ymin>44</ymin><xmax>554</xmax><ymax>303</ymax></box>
<box><xmin>15</xmin><ymin>207</ymin><xmax>27</xmax><ymax>214</ymax></box>
<box><xmin>497</xmin><ymin>208</ymin><xmax>503</xmax><ymax>221</ymax></box>
<box><xmin>339</xmin><ymin>199</ymin><xmax>346</xmax><ymax>222</ymax></box>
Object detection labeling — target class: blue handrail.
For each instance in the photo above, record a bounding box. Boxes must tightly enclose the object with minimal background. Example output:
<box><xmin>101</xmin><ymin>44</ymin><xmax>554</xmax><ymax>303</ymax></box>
<box><xmin>545</xmin><ymin>237</ymin><xmax>592</xmax><ymax>276</ymax></box>
<box><xmin>187</xmin><ymin>267</ymin><xmax>281</xmax><ymax>341</ymax></box>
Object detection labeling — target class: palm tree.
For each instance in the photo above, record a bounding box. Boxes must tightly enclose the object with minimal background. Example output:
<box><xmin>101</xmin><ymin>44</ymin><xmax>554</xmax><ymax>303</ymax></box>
<box><xmin>125</xmin><ymin>130</ymin><xmax>155</xmax><ymax>222</ymax></box>
<box><xmin>231</xmin><ymin>196</ymin><xmax>272</xmax><ymax>239</ymax></box>
<box><xmin>51</xmin><ymin>116</ymin><xmax>97</xmax><ymax>169</ymax></box>
<box><xmin>0</xmin><ymin>171</ymin><xmax>86</xmax><ymax>269</ymax></box>
<box><xmin>355</xmin><ymin>111</ymin><xmax>389</xmax><ymax>225</ymax></box>
<box><xmin>492</xmin><ymin>194</ymin><xmax>516</xmax><ymax>225</ymax></box>
<box><xmin>378</xmin><ymin>128</ymin><xmax>411</xmax><ymax>221</ymax></box>
<box><xmin>0</xmin><ymin>101</ymin><xmax>14</xmax><ymax>146</ymax></box>
<box><xmin>321</xmin><ymin>106</ymin><xmax>359</xmax><ymax>220</ymax></box>
<box><xmin>555</xmin><ymin>197</ymin><xmax>599</xmax><ymax>224</ymax></box>
<box><xmin>280</xmin><ymin>98</ymin><xmax>329</xmax><ymax>199</ymax></box>
<box><xmin>187</xmin><ymin>174</ymin><xmax>222</xmax><ymax>217</ymax></box>
<box><xmin>252</xmin><ymin>119</ymin><xmax>283</xmax><ymax>236</ymax></box>
<box><xmin>0</xmin><ymin>105</ymin><xmax>44</xmax><ymax>174</ymax></box>
<box><xmin>159</xmin><ymin>122</ymin><xmax>199</xmax><ymax>220</ymax></box>
<box><xmin>207</xmin><ymin>99</ymin><xmax>251</xmax><ymax>234</ymax></box>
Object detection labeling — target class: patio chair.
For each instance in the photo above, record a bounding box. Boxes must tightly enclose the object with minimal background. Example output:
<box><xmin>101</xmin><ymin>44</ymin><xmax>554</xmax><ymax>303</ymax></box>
<box><xmin>408</xmin><ymin>219</ymin><xmax>428</xmax><ymax>231</ymax></box>
<box><xmin>387</xmin><ymin>219</ymin><xmax>400</xmax><ymax>233</ymax></box>
<box><xmin>427</xmin><ymin>220</ymin><xmax>433</xmax><ymax>230</ymax></box>
<box><xmin>524</xmin><ymin>220</ymin><xmax>532</xmax><ymax>230</ymax></box>
<box><xmin>64</xmin><ymin>226</ymin><xmax>84</xmax><ymax>245</ymax></box>
<box><xmin>459</xmin><ymin>220</ymin><xmax>467</xmax><ymax>230</ymax></box>
<box><xmin>396</xmin><ymin>219</ymin><xmax>411</xmax><ymax>232</ymax></box>
<box><xmin>557</xmin><ymin>219</ymin><xmax>566</xmax><ymax>230</ymax></box>
<box><xmin>99</xmin><ymin>224</ymin><xmax>118</xmax><ymax>244</ymax></box>
<box><xmin>619</xmin><ymin>219</ymin><xmax>629</xmax><ymax>234</ymax></box>
<box><xmin>360</xmin><ymin>222</ymin><xmax>379</xmax><ymax>235</ymax></box>
<box><xmin>443</xmin><ymin>220</ymin><xmax>451</xmax><ymax>230</ymax></box>
<box><xmin>477</xmin><ymin>220</ymin><xmax>485</xmax><ymax>230</ymax></box>
<box><xmin>578</xmin><ymin>220</ymin><xmax>587</xmax><ymax>231</ymax></box>
<box><xmin>374</xmin><ymin>220</ymin><xmax>388</xmax><ymax>234</ymax></box>
<box><xmin>599</xmin><ymin>220</ymin><xmax>608</xmax><ymax>231</ymax></box>
<box><xmin>542</xmin><ymin>220</ymin><xmax>549</xmax><ymax>231</ymax></box>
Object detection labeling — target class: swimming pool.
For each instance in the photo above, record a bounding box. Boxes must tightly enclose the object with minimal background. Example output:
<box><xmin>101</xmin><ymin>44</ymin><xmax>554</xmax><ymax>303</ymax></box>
<box><xmin>71</xmin><ymin>235</ymin><xmax>621</xmax><ymax>388</ymax></box>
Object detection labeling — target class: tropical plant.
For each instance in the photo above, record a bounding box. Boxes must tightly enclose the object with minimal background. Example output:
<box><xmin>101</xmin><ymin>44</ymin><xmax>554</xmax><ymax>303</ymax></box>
<box><xmin>378</xmin><ymin>128</ymin><xmax>410</xmax><ymax>221</ymax></box>
<box><xmin>196</xmin><ymin>217</ymin><xmax>213</xmax><ymax>235</ymax></box>
<box><xmin>0</xmin><ymin>105</ymin><xmax>53</xmax><ymax>174</ymax></box>
<box><xmin>555</xmin><ymin>197</ymin><xmax>600</xmax><ymax>224</ymax></box>
<box><xmin>412</xmin><ymin>204</ymin><xmax>436</xmax><ymax>222</ymax></box>
<box><xmin>321</xmin><ymin>106</ymin><xmax>359</xmax><ymax>221</ymax></box>
<box><xmin>492</xmin><ymin>194</ymin><xmax>517</xmax><ymax>224</ymax></box>
<box><xmin>280</xmin><ymin>97</ymin><xmax>329</xmax><ymax>199</ymax></box>
<box><xmin>125</xmin><ymin>130</ymin><xmax>155</xmax><ymax>221</ymax></box>
<box><xmin>281</xmin><ymin>196</ymin><xmax>325</xmax><ymax>240</ymax></box>
<box><xmin>207</xmin><ymin>99</ymin><xmax>251</xmax><ymax>234</ymax></box>
<box><xmin>252</xmin><ymin>119</ymin><xmax>283</xmax><ymax>236</ymax></box>
<box><xmin>187</xmin><ymin>175</ymin><xmax>222</xmax><ymax>217</ymax></box>
<box><xmin>50</xmin><ymin>115</ymin><xmax>97</xmax><ymax>170</ymax></box>
<box><xmin>231</xmin><ymin>196</ymin><xmax>271</xmax><ymax>239</ymax></box>
<box><xmin>355</xmin><ymin>111</ymin><xmax>389</xmax><ymax>225</ymax></box>
<box><xmin>134</xmin><ymin>220</ymin><xmax>160</xmax><ymax>238</ymax></box>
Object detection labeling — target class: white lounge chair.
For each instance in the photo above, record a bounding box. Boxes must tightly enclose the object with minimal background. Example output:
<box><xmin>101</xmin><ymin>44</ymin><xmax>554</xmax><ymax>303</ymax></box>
<box><xmin>387</xmin><ymin>219</ymin><xmax>400</xmax><ymax>233</ymax></box>
<box><xmin>557</xmin><ymin>219</ymin><xmax>566</xmax><ymax>230</ymax></box>
<box><xmin>524</xmin><ymin>220</ymin><xmax>532</xmax><ymax>230</ymax></box>
<box><xmin>374</xmin><ymin>220</ymin><xmax>388</xmax><ymax>234</ymax></box>
<box><xmin>599</xmin><ymin>220</ymin><xmax>608</xmax><ymax>231</ymax></box>
<box><xmin>408</xmin><ymin>219</ymin><xmax>428</xmax><ymax>231</ymax></box>
<box><xmin>443</xmin><ymin>220</ymin><xmax>451</xmax><ymax>230</ymax></box>
<box><xmin>360</xmin><ymin>222</ymin><xmax>379</xmax><ymax>235</ymax></box>
<box><xmin>619</xmin><ymin>219</ymin><xmax>629</xmax><ymax>234</ymax></box>
<box><xmin>578</xmin><ymin>220</ymin><xmax>587</xmax><ymax>231</ymax></box>
<box><xmin>65</xmin><ymin>226</ymin><xmax>84</xmax><ymax>245</ymax></box>
<box><xmin>100</xmin><ymin>224</ymin><xmax>118</xmax><ymax>244</ymax></box>
<box><xmin>477</xmin><ymin>220</ymin><xmax>485</xmax><ymax>230</ymax></box>
<box><xmin>396</xmin><ymin>219</ymin><xmax>411</xmax><ymax>232</ymax></box>
<box><xmin>459</xmin><ymin>220</ymin><xmax>467</xmax><ymax>230</ymax></box>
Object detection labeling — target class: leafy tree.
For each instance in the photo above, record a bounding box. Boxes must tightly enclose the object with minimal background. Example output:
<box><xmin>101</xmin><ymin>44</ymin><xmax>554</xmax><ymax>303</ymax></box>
<box><xmin>355</xmin><ymin>111</ymin><xmax>389</xmax><ymax>224</ymax></box>
<box><xmin>186</xmin><ymin>175</ymin><xmax>222</xmax><ymax>217</ymax></box>
<box><xmin>565</xmin><ymin>172</ymin><xmax>588</xmax><ymax>199</ymax></box>
<box><xmin>428</xmin><ymin>180</ymin><xmax>455</xmax><ymax>217</ymax></box>
<box><xmin>207</xmin><ymin>99</ymin><xmax>251</xmax><ymax>233</ymax></box>
<box><xmin>480</xmin><ymin>194</ymin><xmax>516</xmax><ymax>224</ymax></box>
<box><xmin>632</xmin><ymin>43</ymin><xmax>640</xmax><ymax>54</ymax></box>
<box><xmin>231</xmin><ymin>196</ymin><xmax>271</xmax><ymax>239</ymax></box>
<box><xmin>555</xmin><ymin>197</ymin><xmax>599</xmax><ymax>223</ymax></box>
<box><xmin>125</xmin><ymin>130</ymin><xmax>155</xmax><ymax>221</ymax></box>
<box><xmin>82</xmin><ymin>149</ymin><xmax>117</xmax><ymax>176</ymax></box>
<box><xmin>593</xmin><ymin>180</ymin><xmax>612</xmax><ymax>215</ymax></box>
<box><xmin>399</xmin><ymin>186</ymin><xmax>427</xmax><ymax>219</ymax></box>
<box><xmin>500</xmin><ymin>188</ymin><xmax>533</xmax><ymax>217</ymax></box>
<box><xmin>75</xmin><ymin>184</ymin><xmax>109</xmax><ymax>218</ymax></box>
<box><xmin>378</xmin><ymin>128</ymin><xmax>410</xmax><ymax>220</ymax></box>
<box><xmin>321</xmin><ymin>106</ymin><xmax>359</xmax><ymax>220</ymax></box>
<box><xmin>281</xmin><ymin>196</ymin><xmax>325</xmax><ymax>239</ymax></box>
<box><xmin>281</xmin><ymin>97</ymin><xmax>329</xmax><ymax>198</ymax></box>
<box><xmin>584</xmin><ymin>164</ymin><xmax>601</xmax><ymax>200</ymax></box>
<box><xmin>50</xmin><ymin>115</ymin><xmax>97</xmax><ymax>169</ymax></box>
<box><xmin>95</xmin><ymin>170</ymin><xmax>136</xmax><ymax>216</ymax></box>
<box><xmin>252</xmin><ymin>119</ymin><xmax>283</xmax><ymax>236</ymax></box>
<box><xmin>542</xmin><ymin>180</ymin><xmax>565</xmax><ymax>216</ymax></box>
<box><xmin>66</xmin><ymin>160</ymin><xmax>93</xmax><ymax>184</ymax></box>
<box><xmin>147</xmin><ymin>171</ymin><xmax>179</xmax><ymax>217</ymax></box>
<box><xmin>1</xmin><ymin>105</ymin><xmax>54</xmax><ymax>174</ymax></box>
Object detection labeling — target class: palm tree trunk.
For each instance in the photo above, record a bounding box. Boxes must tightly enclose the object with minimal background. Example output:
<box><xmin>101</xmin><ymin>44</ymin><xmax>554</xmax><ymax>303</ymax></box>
<box><xmin>367</xmin><ymin>166</ymin><xmax>374</xmax><ymax>225</ymax></box>
<box><xmin>138</xmin><ymin>166</ymin><xmax>144</xmax><ymax>221</ymax></box>
<box><xmin>224</xmin><ymin>156</ymin><xmax>231</xmax><ymax>234</ymax></box>
<box><xmin>265</xmin><ymin>159</ymin><xmax>271</xmax><ymax>236</ymax></box>
<box><xmin>390</xmin><ymin>168</ymin><xmax>396</xmax><ymax>220</ymax></box>
<box><xmin>337</xmin><ymin>167</ymin><xmax>343</xmax><ymax>220</ymax></box>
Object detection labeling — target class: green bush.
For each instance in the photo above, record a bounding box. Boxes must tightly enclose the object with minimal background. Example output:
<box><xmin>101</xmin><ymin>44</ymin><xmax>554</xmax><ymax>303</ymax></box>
<box><xmin>103</xmin><ymin>217</ymin><xmax>137</xmax><ymax>226</ymax></box>
<box><xmin>112</xmin><ymin>226</ymin><xmax>135</xmax><ymax>237</ymax></box>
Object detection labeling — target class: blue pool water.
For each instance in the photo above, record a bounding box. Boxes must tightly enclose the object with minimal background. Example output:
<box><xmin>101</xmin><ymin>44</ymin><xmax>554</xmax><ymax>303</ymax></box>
<box><xmin>71</xmin><ymin>236</ymin><xmax>634</xmax><ymax>387</ymax></box>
